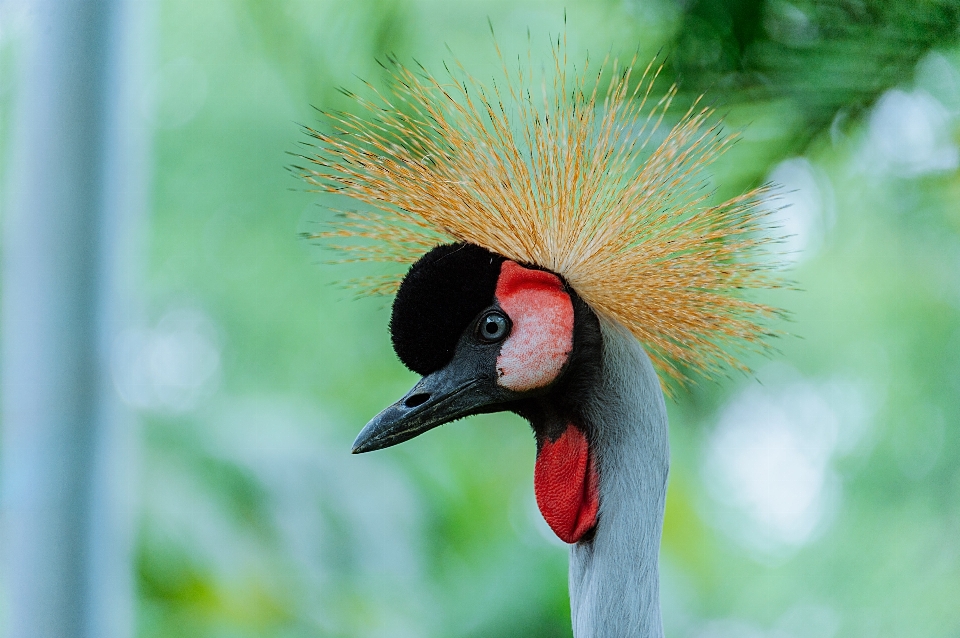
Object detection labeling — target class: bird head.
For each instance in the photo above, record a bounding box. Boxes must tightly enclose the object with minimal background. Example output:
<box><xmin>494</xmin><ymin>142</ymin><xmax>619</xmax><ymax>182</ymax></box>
<box><xmin>297</xmin><ymin>48</ymin><xmax>786</xmax><ymax>544</ymax></box>
<box><xmin>353</xmin><ymin>243</ymin><xmax>604</xmax><ymax>543</ymax></box>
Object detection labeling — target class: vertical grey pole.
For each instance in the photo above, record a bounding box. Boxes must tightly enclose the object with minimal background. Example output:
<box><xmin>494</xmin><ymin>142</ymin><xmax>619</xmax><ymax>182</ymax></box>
<box><xmin>1</xmin><ymin>1</ymin><xmax>153</xmax><ymax>637</ymax></box>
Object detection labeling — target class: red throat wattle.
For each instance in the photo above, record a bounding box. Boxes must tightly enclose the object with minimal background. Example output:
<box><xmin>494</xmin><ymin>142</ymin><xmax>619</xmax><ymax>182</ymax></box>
<box><xmin>493</xmin><ymin>262</ymin><xmax>595</xmax><ymax>543</ymax></box>
<box><xmin>534</xmin><ymin>423</ymin><xmax>599</xmax><ymax>544</ymax></box>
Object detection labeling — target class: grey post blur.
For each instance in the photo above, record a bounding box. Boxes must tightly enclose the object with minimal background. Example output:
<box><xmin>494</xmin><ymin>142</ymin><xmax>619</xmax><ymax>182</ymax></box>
<box><xmin>1</xmin><ymin>1</ymin><xmax>153</xmax><ymax>637</ymax></box>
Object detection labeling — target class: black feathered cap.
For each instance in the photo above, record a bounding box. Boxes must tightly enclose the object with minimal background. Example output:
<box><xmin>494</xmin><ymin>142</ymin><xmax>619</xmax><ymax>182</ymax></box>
<box><xmin>390</xmin><ymin>243</ymin><xmax>505</xmax><ymax>375</ymax></box>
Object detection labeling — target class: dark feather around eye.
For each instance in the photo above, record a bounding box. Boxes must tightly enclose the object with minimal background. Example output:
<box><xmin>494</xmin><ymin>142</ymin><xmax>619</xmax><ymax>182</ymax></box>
<box><xmin>390</xmin><ymin>243</ymin><xmax>505</xmax><ymax>375</ymax></box>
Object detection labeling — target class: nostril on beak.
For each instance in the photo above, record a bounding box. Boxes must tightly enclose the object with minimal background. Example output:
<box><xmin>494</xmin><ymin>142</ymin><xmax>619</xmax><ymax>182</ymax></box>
<box><xmin>404</xmin><ymin>393</ymin><xmax>430</xmax><ymax>408</ymax></box>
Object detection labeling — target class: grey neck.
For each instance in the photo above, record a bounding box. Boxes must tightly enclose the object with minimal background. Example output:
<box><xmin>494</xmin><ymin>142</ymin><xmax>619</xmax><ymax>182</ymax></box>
<box><xmin>568</xmin><ymin>320</ymin><xmax>669</xmax><ymax>638</ymax></box>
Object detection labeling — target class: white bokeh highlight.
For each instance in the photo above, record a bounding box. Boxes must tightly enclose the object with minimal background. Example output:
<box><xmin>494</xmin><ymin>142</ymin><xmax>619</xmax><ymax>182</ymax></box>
<box><xmin>112</xmin><ymin>308</ymin><xmax>222</xmax><ymax>413</ymax></box>
<box><xmin>702</xmin><ymin>367</ymin><xmax>872</xmax><ymax>557</ymax></box>
<box><xmin>764</xmin><ymin>158</ymin><xmax>833</xmax><ymax>263</ymax></box>
<box><xmin>862</xmin><ymin>88</ymin><xmax>958</xmax><ymax>177</ymax></box>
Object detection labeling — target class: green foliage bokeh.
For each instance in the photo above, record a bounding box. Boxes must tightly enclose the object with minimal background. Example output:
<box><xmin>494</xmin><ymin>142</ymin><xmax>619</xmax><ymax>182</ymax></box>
<box><xmin>132</xmin><ymin>0</ymin><xmax>960</xmax><ymax>636</ymax></box>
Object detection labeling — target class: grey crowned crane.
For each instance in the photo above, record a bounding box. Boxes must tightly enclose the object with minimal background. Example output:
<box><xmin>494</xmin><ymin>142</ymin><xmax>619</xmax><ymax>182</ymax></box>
<box><xmin>297</xmin><ymin>49</ymin><xmax>783</xmax><ymax>638</ymax></box>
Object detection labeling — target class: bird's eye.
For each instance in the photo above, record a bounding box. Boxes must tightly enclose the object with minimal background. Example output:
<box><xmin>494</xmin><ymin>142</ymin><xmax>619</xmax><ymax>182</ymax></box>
<box><xmin>477</xmin><ymin>311</ymin><xmax>510</xmax><ymax>343</ymax></box>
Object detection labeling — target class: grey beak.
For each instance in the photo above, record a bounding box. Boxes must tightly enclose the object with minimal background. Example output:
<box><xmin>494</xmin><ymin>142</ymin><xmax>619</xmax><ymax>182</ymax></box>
<box><xmin>352</xmin><ymin>358</ymin><xmax>505</xmax><ymax>454</ymax></box>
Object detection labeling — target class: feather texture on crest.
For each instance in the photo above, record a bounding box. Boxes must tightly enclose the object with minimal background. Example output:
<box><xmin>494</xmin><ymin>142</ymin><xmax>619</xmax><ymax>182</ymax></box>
<box><xmin>294</xmin><ymin>43</ymin><xmax>785</xmax><ymax>387</ymax></box>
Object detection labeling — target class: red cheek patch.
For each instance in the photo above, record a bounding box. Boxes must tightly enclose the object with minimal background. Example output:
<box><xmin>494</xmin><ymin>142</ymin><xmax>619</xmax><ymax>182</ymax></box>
<box><xmin>534</xmin><ymin>423</ymin><xmax>599</xmax><ymax>544</ymax></box>
<box><xmin>495</xmin><ymin>261</ymin><xmax>574</xmax><ymax>392</ymax></box>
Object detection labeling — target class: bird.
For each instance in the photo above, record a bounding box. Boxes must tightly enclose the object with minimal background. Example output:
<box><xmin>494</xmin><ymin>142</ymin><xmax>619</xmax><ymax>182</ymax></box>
<box><xmin>296</xmin><ymin>43</ymin><xmax>783</xmax><ymax>638</ymax></box>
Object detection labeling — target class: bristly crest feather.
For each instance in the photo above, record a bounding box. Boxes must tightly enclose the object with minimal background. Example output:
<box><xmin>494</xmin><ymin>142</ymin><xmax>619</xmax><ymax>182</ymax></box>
<box><xmin>294</xmin><ymin>41</ymin><xmax>786</xmax><ymax>388</ymax></box>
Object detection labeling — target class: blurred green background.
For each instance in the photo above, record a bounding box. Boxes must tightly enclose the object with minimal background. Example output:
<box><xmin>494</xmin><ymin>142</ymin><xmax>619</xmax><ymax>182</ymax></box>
<box><xmin>8</xmin><ymin>0</ymin><xmax>960</xmax><ymax>636</ymax></box>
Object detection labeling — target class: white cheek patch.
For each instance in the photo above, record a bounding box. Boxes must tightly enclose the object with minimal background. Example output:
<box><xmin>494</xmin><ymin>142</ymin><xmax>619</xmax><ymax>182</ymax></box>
<box><xmin>495</xmin><ymin>261</ymin><xmax>574</xmax><ymax>392</ymax></box>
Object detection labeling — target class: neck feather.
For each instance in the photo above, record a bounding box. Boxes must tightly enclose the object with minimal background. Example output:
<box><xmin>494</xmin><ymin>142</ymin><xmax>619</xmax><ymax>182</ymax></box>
<box><xmin>568</xmin><ymin>320</ymin><xmax>669</xmax><ymax>638</ymax></box>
